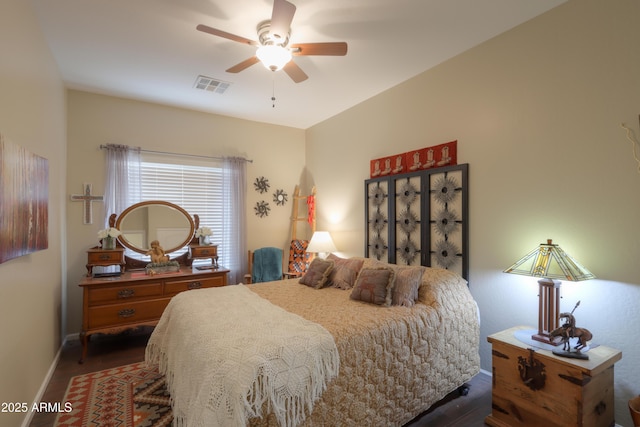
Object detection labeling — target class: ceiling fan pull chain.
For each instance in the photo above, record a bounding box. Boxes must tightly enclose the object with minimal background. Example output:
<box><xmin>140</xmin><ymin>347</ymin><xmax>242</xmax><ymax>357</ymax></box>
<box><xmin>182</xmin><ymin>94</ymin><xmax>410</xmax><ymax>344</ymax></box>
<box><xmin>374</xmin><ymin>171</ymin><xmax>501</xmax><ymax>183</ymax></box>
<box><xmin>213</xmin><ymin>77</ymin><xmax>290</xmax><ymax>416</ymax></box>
<box><xmin>272</xmin><ymin>76</ymin><xmax>277</xmax><ymax>108</ymax></box>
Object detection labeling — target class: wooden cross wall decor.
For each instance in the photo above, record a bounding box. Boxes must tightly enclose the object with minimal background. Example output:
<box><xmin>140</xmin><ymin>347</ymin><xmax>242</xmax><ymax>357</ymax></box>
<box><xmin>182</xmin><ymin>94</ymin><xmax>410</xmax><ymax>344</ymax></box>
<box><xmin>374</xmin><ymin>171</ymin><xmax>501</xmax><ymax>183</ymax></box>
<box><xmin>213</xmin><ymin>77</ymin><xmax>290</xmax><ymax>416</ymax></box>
<box><xmin>70</xmin><ymin>183</ymin><xmax>104</xmax><ymax>224</ymax></box>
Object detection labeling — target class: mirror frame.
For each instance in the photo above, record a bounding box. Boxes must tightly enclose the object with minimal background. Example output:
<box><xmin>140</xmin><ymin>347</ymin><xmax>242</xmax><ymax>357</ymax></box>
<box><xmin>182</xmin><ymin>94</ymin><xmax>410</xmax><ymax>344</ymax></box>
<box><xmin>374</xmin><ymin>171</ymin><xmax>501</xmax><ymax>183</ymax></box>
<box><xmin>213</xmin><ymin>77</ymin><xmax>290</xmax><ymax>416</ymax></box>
<box><xmin>114</xmin><ymin>200</ymin><xmax>196</xmax><ymax>255</ymax></box>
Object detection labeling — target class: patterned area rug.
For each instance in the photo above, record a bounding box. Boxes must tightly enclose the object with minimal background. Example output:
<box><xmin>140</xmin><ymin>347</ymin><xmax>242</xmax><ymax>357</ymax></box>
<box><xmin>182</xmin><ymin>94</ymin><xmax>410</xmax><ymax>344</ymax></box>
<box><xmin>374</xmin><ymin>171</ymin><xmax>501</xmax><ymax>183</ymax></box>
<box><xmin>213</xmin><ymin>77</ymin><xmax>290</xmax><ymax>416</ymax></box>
<box><xmin>54</xmin><ymin>362</ymin><xmax>173</xmax><ymax>427</ymax></box>
<box><xmin>131</xmin><ymin>369</ymin><xmax>172</xmax><ymax>427</ymax></box>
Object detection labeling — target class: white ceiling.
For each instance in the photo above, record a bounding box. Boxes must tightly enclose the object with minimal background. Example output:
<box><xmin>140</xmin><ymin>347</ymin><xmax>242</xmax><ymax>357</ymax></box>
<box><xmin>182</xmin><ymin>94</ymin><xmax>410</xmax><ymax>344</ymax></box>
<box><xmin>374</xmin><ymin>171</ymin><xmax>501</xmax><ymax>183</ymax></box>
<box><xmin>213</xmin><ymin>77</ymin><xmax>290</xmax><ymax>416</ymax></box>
<box><xmin>30</xmin><ymin>0</ymin><xmax>565</xmax><ymax>129</ymax></box>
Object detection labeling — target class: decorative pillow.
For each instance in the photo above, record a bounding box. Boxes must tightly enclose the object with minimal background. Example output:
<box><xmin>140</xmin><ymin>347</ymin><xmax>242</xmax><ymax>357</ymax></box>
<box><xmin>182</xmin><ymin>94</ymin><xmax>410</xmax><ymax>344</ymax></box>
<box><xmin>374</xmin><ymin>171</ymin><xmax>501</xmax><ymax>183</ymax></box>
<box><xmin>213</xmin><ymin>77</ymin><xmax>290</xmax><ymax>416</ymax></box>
<box><xmin>299</xmin><ymin>258</ymin><xmax>334</xmax><ymax>289</ymax></box>
<box><xmin>327</xmin><ymin>254</ymin><xmax>364</xmax><ymax>289</ymax></box>
<box><xmin>350</xmin><ymin>267</ymin><xmax>395</xmax><ymax>306</ymax></box>
<box><xmin>391</xmin><ymin>266</ymin><xmax>424</xmax><ymax>307</ymax></box>
<box><xmin>361</xmin><ymin>257</ymin><xmax>388</xmax><ymax>270</ymax></box>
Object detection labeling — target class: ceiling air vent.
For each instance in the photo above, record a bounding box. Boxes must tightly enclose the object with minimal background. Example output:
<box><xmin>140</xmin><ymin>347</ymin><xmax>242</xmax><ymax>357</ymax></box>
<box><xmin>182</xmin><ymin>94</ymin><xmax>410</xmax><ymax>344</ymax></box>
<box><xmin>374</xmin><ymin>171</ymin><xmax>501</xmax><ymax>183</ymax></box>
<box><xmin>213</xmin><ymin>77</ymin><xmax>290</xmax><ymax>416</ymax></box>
<box><xmin>194</xmin><ymin>75</ymin><xmax>231</xmax><ymax>94</ymax></box>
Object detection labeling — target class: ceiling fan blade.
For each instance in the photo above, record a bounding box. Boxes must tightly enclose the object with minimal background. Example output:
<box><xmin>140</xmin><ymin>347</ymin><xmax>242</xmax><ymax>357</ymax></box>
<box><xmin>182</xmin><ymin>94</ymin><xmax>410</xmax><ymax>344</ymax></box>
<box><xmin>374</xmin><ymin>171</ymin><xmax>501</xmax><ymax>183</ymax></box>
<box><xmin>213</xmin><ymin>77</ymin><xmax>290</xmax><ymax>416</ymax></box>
<box><xmin>290</xmin><ymin>42</ymin><xmax>348</xmax><ymax>56</ymax></box>
<box><xmin>196</xmin><ymin>24</ymin><xmax>258</xmax><ymax>46</ymax></box>
<box><xmin>226</xmin><ymin>56</ymin><xmax>260</xmax><ymax>73</ymax></box>
<box><xmin>283</xmin><ymin>61</ymin><xmax>308</xmax><ymax>83</ymax></box>
<box><xmin>270</xmin><ymin>0</ymin><xmax>296</xmax><ymax>42</ymax></box>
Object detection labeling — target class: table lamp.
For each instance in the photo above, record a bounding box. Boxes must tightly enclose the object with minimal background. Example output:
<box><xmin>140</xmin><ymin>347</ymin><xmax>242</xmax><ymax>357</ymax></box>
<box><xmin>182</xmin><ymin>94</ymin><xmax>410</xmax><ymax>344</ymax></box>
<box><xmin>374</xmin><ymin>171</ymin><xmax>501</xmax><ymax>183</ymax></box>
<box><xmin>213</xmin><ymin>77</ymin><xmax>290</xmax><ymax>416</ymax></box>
<box><xmin>306</xmin><ymin>231</ymin><xmax>337</xmax><ymax>259</ymax></box>
<box><xmin>503</xmin><ymin>239</ymin><xmax>595</xmax><ymax>345</ymax></box>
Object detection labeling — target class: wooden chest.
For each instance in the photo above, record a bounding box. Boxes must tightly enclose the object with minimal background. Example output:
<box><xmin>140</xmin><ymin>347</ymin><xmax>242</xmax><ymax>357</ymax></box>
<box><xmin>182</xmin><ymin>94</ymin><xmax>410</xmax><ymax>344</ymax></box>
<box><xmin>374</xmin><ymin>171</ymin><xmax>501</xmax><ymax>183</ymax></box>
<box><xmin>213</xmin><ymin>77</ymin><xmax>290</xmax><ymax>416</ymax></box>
<box><xmin>79</xmin><ymin>266</ymin><xmax>228</xmax><ymax>362</ymax></box>
<box><xmin>485</xmin><ymin>326</ymin><xmax>621</xmax><ymax>427</ymax></box>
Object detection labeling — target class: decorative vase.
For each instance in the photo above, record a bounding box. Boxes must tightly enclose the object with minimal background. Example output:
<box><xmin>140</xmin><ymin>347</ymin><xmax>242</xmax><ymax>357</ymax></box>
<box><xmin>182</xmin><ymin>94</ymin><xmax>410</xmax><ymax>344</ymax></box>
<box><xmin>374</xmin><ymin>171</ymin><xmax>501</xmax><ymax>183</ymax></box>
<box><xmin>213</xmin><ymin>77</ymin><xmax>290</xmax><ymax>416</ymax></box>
<box><xmin>103</xmin><ymin>236</ymin><xmax>115</xmax><ymax>250</ymax></box>
<box><xmin>630</xmin><ymin>396</ymin><xmax>640</xmax><ymax>427</ymax></box>
<box><xmin>199</xmin><ymin>235</ymin><xmax>210</xmax><ymax>246</ymax></box>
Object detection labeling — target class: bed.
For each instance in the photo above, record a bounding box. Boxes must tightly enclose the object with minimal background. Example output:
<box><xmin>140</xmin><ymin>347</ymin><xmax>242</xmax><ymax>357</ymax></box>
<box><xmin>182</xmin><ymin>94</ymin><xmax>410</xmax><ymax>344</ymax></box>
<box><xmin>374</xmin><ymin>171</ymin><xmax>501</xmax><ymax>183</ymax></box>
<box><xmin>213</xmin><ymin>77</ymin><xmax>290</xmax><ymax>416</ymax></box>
<box><xmin>145</xmin><ymin>255</ymin><xmax>480</xmax><ymax>427</ymax></box>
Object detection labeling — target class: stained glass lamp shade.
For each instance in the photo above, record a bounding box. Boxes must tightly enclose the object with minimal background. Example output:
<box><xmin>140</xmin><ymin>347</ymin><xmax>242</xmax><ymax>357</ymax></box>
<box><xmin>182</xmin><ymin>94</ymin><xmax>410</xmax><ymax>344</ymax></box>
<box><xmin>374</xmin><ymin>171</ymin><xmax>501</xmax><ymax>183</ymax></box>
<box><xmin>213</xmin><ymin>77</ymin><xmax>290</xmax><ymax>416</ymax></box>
<box><xmin>504</xmin><ymin>239</ymin><xmax>595</xmax><ymax>345</ymax></box>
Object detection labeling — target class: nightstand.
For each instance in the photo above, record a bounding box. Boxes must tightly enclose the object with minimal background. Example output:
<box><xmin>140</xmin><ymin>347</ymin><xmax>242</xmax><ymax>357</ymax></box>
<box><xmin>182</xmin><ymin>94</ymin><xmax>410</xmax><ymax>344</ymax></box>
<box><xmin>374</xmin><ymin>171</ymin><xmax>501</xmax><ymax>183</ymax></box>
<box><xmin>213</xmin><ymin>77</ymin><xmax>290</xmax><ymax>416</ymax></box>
<box><xmin>86</xmin><ymin>247</ymin><xmax>125</xmax><ymax>276</ymax></box>
<box><xmin>485</xmin><ymin>326</ymin><xmax>622</xmax><ymax>427</ymax></box>
<box><xmin>283</xmin><ymin>271</ymin><xmax>302</xmax><ymax>279</ymax></box>
<box><xmin>189</xmin><ymin>244</ymin><xmax>218</xmax><ymax>268</ymax></box>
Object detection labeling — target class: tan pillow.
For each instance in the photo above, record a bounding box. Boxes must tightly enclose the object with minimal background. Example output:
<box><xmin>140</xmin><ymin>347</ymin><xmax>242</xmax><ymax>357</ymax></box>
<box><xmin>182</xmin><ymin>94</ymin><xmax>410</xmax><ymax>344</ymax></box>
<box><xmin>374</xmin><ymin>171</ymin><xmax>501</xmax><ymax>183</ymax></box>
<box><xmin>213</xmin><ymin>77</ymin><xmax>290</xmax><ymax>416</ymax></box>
<box><xmin>299</xmin><ymin>258</ymin><xmax>334</xmax><ymax>289</ymax></box>
<box><xmin>361</xmin><ymin>257</ymin><xmax>388</xmax><ymax>270</ymax></box>
<box><xmin>350</xmin><ymin>267</ymin><xmax>395</xmax><ymax>306</ymax></box>
<box><xmin>327</xmin><ymin>254</ymin><xmax>364</xmax><ymax>289</ymax></box>
<box><xmin>392</xmin><ymin>266</ymin><xmax>424</xmax><ymax>307</ymax></box>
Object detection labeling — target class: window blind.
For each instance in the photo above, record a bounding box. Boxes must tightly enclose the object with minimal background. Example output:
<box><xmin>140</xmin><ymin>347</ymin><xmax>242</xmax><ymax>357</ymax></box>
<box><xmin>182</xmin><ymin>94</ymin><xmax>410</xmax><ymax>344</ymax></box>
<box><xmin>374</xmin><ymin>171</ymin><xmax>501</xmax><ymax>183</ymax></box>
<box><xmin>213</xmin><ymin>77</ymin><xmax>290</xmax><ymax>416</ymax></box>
<box><xmin>131</xmin><ymin>154</ymin><xmax>225</xmax><ymax>265</ymax></box>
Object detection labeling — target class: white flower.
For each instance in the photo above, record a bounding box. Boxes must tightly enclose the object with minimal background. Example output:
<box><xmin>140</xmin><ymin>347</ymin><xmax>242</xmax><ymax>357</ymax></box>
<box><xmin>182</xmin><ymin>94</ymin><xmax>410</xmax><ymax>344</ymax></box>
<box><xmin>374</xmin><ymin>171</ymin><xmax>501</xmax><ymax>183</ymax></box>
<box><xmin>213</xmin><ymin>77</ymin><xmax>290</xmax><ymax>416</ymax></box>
<box><xmin>97</xmin><ymin>227</ymin><xmax>122</xmax><ymax>239</ymax></box>
<box><xmin>195</xmin><ymin>227</ymin><xmax>213</xmax><ymax>237</ymax></box>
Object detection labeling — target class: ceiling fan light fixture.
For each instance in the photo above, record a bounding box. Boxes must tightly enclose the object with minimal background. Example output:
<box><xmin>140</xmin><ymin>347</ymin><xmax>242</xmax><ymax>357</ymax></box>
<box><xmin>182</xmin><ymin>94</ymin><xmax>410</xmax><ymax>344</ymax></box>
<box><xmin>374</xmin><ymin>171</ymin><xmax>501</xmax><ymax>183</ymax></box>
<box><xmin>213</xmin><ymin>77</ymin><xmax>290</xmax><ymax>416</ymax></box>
<box><xmin>196</xmin><ymin>0</ymin><xmax>347</xmax><ymax>83</ymax></box>
<box><xmin>256</xmin><ymin>45</ymin><xmax>292</xmax><ymax>71</ymax></box>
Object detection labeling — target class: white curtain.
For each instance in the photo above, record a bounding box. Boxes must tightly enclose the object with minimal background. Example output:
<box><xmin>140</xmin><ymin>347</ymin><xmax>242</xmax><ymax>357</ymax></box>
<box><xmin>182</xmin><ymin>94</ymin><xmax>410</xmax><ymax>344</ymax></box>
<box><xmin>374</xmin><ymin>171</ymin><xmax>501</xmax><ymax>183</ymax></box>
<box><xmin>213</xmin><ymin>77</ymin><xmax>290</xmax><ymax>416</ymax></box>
<box><xmin>103</xmin><ymin>144</ymin><xmax>141</xmax><ymax>228</ymax></box>
<box><xmin>222</xmin><ymin>157</ymin><xmax>247</xmax><ymax>284</ymax></box>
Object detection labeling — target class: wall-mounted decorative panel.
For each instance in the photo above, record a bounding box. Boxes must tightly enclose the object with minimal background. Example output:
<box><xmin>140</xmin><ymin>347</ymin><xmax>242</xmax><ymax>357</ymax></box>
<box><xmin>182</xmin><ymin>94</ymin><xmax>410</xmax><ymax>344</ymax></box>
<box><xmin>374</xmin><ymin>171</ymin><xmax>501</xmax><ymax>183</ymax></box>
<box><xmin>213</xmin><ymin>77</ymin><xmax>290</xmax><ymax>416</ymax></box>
<box><xmin>365</xmin><ymin>164</ymin><xmax>468</xmax><ymax>281</ymax></box>
<box><xmin>0</xmin><ymin>134</ymin><xmax>49</xmax><ymax>264</ymax></box>
<box><xmin>394</xmin><ymin>175</ymin><xmax>422</xmax><ymax>266</ymax></box>
<box><xmin>366</xmin><ymin>179</ymin><xmax>389</xmax><ymax>262</ymax></box>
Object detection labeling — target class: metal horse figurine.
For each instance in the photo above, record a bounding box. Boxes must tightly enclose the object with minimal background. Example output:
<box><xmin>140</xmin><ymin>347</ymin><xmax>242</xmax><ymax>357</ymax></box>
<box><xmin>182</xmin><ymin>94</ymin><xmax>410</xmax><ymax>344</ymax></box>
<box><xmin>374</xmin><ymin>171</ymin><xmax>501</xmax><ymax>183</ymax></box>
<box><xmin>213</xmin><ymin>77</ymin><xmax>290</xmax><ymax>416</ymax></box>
<box><xmin>550</xmin><ymin>302</ymin><xmax>592</xmax><ymax>360</ymax></box>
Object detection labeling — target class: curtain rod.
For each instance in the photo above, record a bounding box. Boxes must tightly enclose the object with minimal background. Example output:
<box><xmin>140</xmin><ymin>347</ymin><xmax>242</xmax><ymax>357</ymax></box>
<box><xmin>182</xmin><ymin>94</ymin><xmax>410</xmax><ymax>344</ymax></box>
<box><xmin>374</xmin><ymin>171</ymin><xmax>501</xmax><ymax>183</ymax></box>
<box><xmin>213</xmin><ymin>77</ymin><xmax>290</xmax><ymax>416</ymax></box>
<box><xmin>99</xmin><ymin>144</ymin><xmax>253</xmax><ymax>163</ymax></box>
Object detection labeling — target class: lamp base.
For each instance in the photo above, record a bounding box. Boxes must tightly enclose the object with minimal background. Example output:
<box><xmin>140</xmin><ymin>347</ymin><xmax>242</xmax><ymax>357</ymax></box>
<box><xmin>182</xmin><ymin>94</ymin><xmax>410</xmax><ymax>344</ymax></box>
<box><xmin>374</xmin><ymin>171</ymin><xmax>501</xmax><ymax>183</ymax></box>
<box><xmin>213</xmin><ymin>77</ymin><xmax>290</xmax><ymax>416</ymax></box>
<box><xmin>532</xmin><ymin>333</ymin><xmax>561</xmax><ymax>346</ymax></box>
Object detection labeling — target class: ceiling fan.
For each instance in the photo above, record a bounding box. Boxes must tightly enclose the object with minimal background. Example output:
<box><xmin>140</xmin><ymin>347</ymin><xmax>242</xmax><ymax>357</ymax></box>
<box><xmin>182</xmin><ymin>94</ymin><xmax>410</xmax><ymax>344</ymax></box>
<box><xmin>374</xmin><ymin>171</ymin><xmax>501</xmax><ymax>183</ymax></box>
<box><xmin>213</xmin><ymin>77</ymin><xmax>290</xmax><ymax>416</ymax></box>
<box><xmin>196</xmin><ymin>0</ymin><xmax>347</xmax><ymax>83</ymax></box>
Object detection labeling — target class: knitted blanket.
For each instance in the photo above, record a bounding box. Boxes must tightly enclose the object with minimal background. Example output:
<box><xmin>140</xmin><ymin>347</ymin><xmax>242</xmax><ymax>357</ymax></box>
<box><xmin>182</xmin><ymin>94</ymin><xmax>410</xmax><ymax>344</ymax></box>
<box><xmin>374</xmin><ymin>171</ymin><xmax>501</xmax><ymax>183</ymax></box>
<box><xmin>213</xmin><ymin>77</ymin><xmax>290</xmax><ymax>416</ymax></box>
<box><xmin>252</xmin><ymin>247</ymin><xmax>283</xmax><ymax>283</ymax></box>
<box><xmin>145</xmin><ymin>285</ymin><xmax>339</xmax><ymax>427</ymax></box>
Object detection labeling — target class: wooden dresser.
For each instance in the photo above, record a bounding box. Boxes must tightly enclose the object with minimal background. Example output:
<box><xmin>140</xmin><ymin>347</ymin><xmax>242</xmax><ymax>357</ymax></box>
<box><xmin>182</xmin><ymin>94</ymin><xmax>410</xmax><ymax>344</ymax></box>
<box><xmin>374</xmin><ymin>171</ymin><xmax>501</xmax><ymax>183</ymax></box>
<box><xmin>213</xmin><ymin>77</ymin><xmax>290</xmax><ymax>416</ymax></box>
<box><xmin>78</xmin><ymin>266</ymin><xmax>228</xmax><ymax>362</ymax></box>
<box><xmin>485</xmin><ymin>326</ymin><xmax>622</xmax><ymax>427</ymax></box>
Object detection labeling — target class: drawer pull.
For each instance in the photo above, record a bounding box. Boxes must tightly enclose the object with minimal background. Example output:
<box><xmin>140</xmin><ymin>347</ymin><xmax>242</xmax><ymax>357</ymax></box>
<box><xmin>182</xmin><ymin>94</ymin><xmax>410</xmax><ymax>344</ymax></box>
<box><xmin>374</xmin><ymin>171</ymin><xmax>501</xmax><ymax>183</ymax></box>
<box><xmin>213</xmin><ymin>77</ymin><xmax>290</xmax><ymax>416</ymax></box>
<box><xmin>117</xmin><ymin>289</ymin><xmax>135</xmax><ymax>298</ymax></box>
<box><xmin>99</xmin><ymin>254</ymin><xmax>112</xmax><ymax>260</ymax></box>
<box><xmin>188</xmin><ymin>281</ymin><xmax>202</xmax><ymax>290</ymax></box>
<box><xmin>118</xmin><ymin>308</ymin><xmax>136</xmax><ymax>318</ymax></box>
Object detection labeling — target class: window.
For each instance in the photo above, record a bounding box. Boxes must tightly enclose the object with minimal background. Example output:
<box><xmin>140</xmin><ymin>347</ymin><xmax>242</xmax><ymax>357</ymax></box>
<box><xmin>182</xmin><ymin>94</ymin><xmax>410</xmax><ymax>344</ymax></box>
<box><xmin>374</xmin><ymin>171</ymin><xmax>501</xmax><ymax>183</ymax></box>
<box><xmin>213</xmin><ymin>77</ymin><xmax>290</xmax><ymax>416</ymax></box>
<box><xmin>104</xmin><ymin>145</ymin><xmax>246</xmax><ymax>283</ymax></box>
<box><xmin>128</xmin><ymin>154</ymin><xmax>225</xmax><ymax>266</ymax></box>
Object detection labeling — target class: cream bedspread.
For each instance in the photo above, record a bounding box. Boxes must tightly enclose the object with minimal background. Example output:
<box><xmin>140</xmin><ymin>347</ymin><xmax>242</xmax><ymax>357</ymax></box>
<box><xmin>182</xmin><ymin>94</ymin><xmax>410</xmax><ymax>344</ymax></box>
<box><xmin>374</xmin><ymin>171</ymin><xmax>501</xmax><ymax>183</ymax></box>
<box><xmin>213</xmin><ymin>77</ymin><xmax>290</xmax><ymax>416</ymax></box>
<box><xmin>145</xmin><ymin>284</ymin><xmax>339</xmax><ymax>427</ymax></box>
<box><xmin>248</xmin><ymin>263</ymin><xmax>480</xmax><ymax>426</ymax></box>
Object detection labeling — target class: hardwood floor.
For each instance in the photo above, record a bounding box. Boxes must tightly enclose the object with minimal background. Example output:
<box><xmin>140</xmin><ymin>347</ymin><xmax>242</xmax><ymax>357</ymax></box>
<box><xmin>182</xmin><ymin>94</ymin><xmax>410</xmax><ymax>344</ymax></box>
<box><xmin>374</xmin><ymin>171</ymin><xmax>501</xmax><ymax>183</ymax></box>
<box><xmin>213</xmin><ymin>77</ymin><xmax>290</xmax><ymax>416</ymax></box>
<box><xmin>30</xmin><ymin>328</ymin><xmax>492</xmax><ymax>426</ymax></box>
<box><xmin>29</xmin><ymin>328</ymin><xmax>155</xmax><ymax>427</ymax></box>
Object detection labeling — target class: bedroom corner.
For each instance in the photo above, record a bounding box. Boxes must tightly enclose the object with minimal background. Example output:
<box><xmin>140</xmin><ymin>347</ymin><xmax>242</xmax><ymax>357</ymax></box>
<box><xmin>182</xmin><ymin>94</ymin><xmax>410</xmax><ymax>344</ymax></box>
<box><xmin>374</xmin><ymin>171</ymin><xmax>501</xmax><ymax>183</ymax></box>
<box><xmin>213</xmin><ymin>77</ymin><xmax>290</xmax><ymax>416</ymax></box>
<box><xmin>0</xmin><ymin>1</ymin><xmax>67</xmax><ymax>427</ymax></box>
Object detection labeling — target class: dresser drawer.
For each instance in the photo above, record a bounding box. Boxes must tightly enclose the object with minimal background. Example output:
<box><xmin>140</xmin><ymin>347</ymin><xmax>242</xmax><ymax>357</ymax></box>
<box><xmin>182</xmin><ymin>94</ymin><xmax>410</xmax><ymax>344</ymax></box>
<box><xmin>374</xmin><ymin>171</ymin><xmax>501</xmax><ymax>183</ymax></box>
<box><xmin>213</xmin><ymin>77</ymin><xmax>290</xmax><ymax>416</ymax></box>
<box><xmin>87</xmin><ymin>298</ymin><xmax>169</xmax><ymax>329</ymax></box>
<box><xmin>164</xmin><ymin>275</ymin><xmax>226</xmax><ymax>296</ymax></box>
<box><xmin>88</xmin><ymin>282</ymin><xmax>163</xmax><ymax>306</ymax></box>
<box><xmin>190</xmin><ymin>245</ymin><xmax>218</xmax><ymax>257</ymax></box>
<box><xmin>87</xmin><ymin>249</ymin><xmax>124</xmax><ymax>264</ymax></box>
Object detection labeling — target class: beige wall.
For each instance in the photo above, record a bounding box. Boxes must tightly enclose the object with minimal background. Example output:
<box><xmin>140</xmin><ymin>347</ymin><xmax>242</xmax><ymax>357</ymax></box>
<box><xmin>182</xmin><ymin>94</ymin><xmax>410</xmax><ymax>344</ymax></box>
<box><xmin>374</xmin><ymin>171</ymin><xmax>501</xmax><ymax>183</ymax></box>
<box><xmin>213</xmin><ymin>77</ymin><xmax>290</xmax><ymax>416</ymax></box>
<box><xmin>65</xmin><ymin>90</ymin><xmax>307</xmax><ymax>334</ymax></box>
<box><xmin>0</xmin><ymin>1</ymin><xmax>66</xmax><ymax>426</ymax></box>
<box><xmin>306</xmin><ymin>0</ymin><xmax>640</xmax><ymax>424</ymax></box>
<box><xmin>4</xmin><ymin>0</ymin><xmax>640</xmax><ymax>425</ymax></box>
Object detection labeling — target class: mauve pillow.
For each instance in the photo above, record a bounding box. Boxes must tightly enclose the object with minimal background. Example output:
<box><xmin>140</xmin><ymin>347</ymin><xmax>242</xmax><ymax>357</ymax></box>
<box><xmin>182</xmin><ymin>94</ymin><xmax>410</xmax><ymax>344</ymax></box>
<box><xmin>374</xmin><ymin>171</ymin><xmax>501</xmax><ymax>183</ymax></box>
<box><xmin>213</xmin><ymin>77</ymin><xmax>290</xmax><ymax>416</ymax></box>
<box><xmin>327</xmin><ymin>254</ymin><xmax>364</xmax><ymax>289</ymax></box>
<box><xmin>391</xmin><ymin>266</ymin><xmax>424</xmax><ymax>307</ymax></box>
<box><xmin>299</xmin><ymin>258</ymin><xmax>334</xmax><ymax>289</ymax></box>
<box><xmin>350</xmin><ymin>267</ymin><xmax>395</xmax><ymax>306</ymax></box>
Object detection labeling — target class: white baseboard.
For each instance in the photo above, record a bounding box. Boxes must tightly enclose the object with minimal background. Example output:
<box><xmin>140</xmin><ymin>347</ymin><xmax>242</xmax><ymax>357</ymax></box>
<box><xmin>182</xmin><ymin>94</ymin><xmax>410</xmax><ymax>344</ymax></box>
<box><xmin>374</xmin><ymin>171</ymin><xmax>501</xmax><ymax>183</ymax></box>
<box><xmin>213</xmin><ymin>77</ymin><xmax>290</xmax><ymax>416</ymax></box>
<box><xmin>21</xmin><ymin>336</ymin><xmax>69</xmax><ymax>427</ymax></box>
<box><xmin>479</xmin><ymin>368</ymin><xmax>492</xmax><ymax>377</ymax></box>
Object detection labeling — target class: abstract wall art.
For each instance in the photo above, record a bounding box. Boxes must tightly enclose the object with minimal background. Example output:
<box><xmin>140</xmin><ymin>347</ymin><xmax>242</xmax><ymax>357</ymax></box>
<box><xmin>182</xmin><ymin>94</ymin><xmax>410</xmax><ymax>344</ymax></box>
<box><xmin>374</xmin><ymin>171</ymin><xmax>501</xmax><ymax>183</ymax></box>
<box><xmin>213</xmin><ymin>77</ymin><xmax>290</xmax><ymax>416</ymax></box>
<box><xmin>0</xmin><ymin>133</ymin><xmax>49</xmax><ymax>264</ymax></box>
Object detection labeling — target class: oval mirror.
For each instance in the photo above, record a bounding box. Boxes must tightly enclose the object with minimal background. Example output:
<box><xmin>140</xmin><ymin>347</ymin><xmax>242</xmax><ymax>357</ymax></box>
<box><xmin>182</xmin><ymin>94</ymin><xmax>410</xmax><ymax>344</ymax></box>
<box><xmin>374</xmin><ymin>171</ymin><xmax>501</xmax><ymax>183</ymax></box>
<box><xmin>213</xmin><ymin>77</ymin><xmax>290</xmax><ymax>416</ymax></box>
<box><xmin>115</xmin><ymin>200</ymin><xmax>195</xmax><ymax>255</ymax></box>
